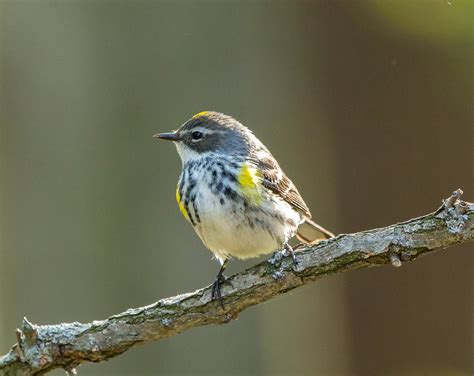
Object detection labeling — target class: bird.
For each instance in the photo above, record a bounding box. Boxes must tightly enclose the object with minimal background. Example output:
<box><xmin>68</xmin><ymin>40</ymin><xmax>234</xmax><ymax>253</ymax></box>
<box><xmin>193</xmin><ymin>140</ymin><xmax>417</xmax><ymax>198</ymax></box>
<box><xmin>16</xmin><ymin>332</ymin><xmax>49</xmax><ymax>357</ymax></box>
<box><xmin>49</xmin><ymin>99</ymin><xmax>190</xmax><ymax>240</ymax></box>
<box><xmin>154</xmin><ymin>111</ymin><xmax>334</xmax><ymax>308</ymax></box>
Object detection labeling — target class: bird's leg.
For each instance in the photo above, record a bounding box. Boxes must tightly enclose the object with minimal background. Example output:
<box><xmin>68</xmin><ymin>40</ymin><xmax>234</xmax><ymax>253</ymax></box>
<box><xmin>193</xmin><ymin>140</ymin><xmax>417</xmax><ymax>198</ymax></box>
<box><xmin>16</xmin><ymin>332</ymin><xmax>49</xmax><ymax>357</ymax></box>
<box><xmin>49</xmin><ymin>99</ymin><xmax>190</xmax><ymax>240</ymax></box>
<box><xmin>283</xmin><ymin>243</ymin><xmax>298</xmax><ymax>266</ymax></box>
<box><xmin>211</xmin><ymin>259</ymin><xmax>228</xmax><ymax>310</ymax></box>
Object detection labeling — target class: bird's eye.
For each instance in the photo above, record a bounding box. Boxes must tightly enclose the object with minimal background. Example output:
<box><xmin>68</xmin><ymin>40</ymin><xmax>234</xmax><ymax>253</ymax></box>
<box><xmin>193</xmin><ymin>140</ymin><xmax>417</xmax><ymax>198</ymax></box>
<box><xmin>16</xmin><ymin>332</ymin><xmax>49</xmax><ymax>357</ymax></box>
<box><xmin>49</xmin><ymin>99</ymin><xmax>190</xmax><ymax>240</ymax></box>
<box><xmin>191</xmin><ymin>131</ymin><xmax>203</xmax><ymax>140</ymax></box>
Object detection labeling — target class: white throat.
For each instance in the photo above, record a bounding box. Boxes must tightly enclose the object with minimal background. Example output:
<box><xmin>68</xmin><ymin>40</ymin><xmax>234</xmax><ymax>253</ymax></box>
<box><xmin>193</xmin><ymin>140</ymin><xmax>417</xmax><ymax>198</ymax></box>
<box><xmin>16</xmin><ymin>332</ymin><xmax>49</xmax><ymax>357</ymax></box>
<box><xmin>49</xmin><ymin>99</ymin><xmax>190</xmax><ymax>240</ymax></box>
<box><xmin>174</xmin><ymin>142</ymin><xmax>210</xmax><ymax>166</ymax></box>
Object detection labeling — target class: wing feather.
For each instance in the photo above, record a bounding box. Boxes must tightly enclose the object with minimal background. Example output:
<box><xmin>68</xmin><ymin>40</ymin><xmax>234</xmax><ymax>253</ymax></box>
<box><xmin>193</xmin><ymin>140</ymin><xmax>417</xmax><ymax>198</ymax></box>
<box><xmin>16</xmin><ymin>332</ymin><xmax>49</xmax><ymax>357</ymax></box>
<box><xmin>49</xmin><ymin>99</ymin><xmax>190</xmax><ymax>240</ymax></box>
<box><xmin>251</xmin><ymin>153</ymin><xmax>312</xmax><ymax>218</ymax></box>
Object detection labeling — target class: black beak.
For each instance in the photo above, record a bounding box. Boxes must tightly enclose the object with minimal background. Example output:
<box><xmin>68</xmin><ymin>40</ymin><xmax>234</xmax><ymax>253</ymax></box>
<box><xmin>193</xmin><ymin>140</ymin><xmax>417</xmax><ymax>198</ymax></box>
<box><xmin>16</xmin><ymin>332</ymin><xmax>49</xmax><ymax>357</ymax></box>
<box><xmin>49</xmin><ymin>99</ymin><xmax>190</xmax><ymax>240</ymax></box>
<box><xmin>153</xmin><ymin>132</ymin><xmax>181</xmax><ymax>141</ymax></box>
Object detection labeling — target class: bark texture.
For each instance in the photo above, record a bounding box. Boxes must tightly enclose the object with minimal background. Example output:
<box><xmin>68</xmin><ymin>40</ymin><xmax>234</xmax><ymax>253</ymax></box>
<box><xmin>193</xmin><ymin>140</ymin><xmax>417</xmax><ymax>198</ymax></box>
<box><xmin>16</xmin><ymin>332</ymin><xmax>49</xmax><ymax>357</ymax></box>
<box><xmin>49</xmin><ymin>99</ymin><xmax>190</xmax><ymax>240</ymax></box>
<box><xmin>0</xmin><ymin>190</ymin><xmax>472</xmax><ymax>376</ymax></box>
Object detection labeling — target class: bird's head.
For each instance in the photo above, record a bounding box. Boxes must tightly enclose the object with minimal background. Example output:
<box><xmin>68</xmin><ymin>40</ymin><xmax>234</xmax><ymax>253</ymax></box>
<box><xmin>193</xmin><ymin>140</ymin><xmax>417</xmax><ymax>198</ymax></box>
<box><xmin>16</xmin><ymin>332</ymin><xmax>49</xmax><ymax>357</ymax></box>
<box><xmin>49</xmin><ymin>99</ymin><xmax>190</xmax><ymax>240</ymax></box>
<box><xmin>154</xmin><ymin>111</ymin><xmax>253</xmax><ymax>163</ymax></box>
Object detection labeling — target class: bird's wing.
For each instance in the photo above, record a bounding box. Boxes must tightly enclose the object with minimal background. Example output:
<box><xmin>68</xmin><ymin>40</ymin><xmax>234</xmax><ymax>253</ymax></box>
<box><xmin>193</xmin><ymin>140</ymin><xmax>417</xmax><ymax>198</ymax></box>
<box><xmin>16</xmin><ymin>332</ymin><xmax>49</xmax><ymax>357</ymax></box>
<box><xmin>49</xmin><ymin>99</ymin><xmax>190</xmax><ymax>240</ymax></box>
<box><xmin>252</xmin><ymin>154</ymin><xmax>312</xmax><ymax>218</ymax></box>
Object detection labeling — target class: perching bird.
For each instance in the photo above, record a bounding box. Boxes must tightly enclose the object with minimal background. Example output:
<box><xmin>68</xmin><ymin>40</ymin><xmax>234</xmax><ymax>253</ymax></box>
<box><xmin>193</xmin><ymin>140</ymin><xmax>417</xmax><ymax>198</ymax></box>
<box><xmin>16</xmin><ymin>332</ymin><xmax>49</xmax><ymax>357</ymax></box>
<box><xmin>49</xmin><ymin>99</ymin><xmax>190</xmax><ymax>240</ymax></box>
<box><xmin>154</xmin><ymin>111</ymin><xmax>333</xmax><ymax>307</ymax></box>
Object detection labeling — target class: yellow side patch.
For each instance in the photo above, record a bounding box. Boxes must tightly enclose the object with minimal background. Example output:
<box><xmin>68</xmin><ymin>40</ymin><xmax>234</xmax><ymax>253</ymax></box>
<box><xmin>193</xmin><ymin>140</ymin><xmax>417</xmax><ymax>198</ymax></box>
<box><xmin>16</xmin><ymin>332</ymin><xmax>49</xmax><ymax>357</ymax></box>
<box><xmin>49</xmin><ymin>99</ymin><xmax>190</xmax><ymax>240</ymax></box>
<box><xmin>237</xmin><ymin>162</ymin><xmax>263</xmax><ymax>205</ymax></box>
<box><xmin>176</xmin><ymin>186</ymin><xmax>189</xmax><ymax>221</ymax></box>
<box><xmin>192</xmin><ymin>111</ymin><xmax>209</xmax><ymax>119</ymax></box>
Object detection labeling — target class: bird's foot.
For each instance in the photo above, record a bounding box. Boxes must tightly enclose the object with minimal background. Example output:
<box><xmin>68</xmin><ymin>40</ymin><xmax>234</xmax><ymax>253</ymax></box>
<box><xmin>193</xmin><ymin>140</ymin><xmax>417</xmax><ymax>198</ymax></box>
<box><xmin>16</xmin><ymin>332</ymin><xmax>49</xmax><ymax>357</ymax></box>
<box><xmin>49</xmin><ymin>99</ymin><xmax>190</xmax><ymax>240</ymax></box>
<box><xmin>211</xmin><ymin>273</ymin><xmax>227</xmax><ymax>310</ymax></box>
<box><xmin>283</xmin><ymin>243</ymin><xmax>298</xmax><ymax>267</ymax></box>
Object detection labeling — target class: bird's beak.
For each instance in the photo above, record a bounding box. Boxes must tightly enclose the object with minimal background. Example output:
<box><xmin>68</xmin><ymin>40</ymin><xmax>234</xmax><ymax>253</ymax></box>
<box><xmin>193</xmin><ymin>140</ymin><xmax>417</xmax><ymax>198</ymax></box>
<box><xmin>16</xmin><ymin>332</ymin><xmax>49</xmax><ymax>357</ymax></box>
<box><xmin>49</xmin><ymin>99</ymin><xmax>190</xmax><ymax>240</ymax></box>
<box><xmin>153</xmin><ymin>131</ymin><xmax>181</xmax><ymax>141</ymax></box>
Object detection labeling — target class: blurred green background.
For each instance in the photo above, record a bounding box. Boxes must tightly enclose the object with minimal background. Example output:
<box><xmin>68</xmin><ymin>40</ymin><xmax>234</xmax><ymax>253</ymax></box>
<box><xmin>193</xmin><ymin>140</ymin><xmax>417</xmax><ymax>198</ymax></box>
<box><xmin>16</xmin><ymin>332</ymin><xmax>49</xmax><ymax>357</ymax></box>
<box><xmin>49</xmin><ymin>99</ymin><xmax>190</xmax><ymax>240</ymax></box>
<box><xmin>0</xmin><ymin>1</ymin><xmax>472</xmax><ymax>375</ymax></box>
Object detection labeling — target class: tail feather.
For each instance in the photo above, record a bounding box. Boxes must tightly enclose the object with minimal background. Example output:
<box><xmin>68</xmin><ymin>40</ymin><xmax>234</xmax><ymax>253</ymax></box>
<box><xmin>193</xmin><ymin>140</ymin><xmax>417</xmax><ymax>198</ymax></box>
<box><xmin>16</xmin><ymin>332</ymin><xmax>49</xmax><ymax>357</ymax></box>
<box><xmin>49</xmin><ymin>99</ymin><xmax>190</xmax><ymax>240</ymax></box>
<box><xmin>296</xmin><ymin>217</ymin><xmax>334</xmax><ymax>245</ymax></box>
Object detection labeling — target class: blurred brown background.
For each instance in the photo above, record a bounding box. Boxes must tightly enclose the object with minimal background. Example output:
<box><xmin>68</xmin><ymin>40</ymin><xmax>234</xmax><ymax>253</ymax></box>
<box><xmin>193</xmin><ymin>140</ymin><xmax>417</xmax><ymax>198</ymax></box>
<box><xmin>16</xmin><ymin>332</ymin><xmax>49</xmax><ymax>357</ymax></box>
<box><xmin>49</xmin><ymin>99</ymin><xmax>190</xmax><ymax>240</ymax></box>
<box><xmin>0</xmin><ymin>1</ymin><xmax>472</xmax><ymax>375</ymax></box>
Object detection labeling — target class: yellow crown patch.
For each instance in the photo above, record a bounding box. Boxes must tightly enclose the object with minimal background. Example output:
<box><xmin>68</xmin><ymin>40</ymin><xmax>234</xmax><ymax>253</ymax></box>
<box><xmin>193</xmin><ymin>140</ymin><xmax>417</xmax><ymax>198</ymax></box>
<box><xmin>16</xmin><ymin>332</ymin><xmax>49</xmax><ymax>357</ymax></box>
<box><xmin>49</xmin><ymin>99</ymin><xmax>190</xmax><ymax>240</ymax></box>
<box><xmin>192</xmin><ymin>111</ymin><xmax>210</xmax><ymax>119</ymax></box>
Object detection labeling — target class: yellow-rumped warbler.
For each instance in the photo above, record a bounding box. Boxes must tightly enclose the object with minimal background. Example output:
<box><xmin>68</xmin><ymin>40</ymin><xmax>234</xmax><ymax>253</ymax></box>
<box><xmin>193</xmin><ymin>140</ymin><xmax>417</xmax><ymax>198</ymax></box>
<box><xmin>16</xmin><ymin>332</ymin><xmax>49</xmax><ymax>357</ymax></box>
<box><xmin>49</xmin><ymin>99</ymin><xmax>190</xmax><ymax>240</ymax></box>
<box><xmin>154</xmin><ymin>111</ymin><xmax>333</xmax><ymax>306</ymax></box>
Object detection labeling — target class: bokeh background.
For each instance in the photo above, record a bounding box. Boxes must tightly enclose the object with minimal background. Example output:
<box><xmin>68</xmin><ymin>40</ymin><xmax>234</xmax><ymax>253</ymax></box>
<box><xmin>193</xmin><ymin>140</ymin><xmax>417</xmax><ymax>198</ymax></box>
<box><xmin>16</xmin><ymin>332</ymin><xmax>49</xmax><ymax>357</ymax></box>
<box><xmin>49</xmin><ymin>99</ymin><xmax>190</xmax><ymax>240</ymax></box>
<box><xmin>0</xmin><ymin>1</ymin><xmax>472</xmax><ymax>375</ymax></box>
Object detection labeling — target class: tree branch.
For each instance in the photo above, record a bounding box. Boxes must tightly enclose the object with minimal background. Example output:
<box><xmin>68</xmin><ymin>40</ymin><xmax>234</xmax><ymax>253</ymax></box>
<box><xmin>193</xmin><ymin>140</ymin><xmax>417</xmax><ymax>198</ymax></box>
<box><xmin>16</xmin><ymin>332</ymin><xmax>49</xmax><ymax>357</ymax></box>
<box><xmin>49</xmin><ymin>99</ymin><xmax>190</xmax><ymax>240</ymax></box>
<box><xmin>1</xmin><ymin>190</ymin><xmax>472</xmax><ymax>376</ymax></box>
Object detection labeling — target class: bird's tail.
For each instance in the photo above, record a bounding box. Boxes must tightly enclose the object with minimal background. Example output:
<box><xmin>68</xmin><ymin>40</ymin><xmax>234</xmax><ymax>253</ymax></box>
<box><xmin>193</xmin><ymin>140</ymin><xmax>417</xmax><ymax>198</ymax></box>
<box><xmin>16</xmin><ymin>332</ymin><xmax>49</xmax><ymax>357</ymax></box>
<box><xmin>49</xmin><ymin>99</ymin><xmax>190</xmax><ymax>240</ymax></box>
<box><xmin>296</xmin><ymin>217</ymin><xmax>334</xmax><ymax>245</ymax></box>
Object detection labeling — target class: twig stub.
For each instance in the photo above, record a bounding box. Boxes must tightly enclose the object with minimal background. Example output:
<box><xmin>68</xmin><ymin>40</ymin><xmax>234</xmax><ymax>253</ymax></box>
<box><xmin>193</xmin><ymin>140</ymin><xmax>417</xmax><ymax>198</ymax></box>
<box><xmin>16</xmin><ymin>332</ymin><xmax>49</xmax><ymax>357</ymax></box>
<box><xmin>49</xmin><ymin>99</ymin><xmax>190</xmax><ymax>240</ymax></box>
<box><xmin>389</xmin><ymin>254</ymin><xmax>402</xmax><ymax>268</ymax></box>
